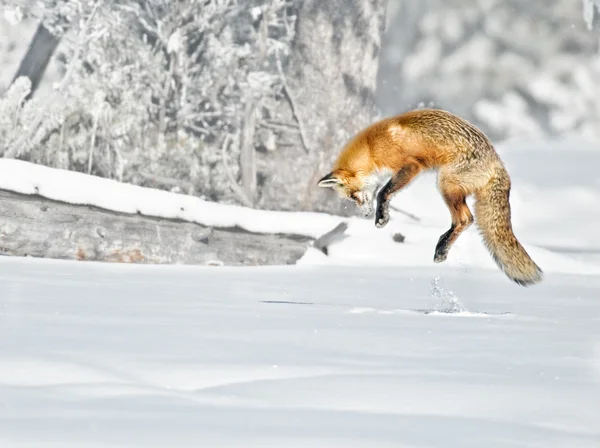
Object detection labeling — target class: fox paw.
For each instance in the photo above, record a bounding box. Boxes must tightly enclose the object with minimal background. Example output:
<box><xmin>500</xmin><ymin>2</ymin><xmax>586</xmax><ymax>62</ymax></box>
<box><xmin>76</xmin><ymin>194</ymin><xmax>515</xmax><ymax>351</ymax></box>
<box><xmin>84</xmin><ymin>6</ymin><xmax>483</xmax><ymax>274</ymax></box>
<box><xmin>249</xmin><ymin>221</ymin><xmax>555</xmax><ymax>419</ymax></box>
<box><xmin>375</xmin><ymin>208</ymin><xmax>389</xmax><ymax>228</ymax></box>
<box><xmin>433</xmin><ymin>250</ymin><xmax>447</xmax><ymax>263</ymax></box>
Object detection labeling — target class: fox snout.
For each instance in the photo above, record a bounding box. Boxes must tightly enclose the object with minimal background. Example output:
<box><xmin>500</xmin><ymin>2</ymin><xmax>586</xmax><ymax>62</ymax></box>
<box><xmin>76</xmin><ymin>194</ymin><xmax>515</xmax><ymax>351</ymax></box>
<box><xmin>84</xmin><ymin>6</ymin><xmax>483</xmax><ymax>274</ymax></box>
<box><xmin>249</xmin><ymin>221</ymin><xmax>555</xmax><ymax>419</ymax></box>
<box><xmin>318</xmin><ymin>172</ymin><xmax>373</xmax><ymax>216</ymax></box>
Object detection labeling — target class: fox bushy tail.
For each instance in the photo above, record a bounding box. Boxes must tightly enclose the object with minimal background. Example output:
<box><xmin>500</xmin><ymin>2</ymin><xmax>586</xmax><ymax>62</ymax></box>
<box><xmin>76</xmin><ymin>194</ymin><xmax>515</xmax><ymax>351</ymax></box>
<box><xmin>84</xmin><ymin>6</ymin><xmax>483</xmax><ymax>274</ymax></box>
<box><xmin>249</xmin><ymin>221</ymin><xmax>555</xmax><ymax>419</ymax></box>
<box><xmin>474</xmin><ymin>169</ymin><xmax>543</xmax><ymax>286</ymax></box>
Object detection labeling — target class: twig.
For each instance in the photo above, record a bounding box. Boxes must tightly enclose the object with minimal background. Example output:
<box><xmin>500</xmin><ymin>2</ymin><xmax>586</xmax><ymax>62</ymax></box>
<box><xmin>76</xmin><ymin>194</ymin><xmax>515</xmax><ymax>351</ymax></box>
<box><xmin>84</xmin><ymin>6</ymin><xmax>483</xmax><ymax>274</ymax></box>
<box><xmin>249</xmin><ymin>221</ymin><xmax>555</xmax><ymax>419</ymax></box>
<box><xmin>312</xmin><ymin>222</ymin><xmax>349</xmax><ymax>255</ymax></box>
<box><xmin>52</xmin><ymin>118</ymin><xmax>66</xmax><ymax>166</ymax></box>
<box><xmin>11</xmin><ymin>79</ymin><xmax>30</xmax><ymax>131</ymax></box>
<box><xmin>88</xmin><ymin>109</ymin><xmax>99</xmax><ymax>174</ymax></box>
<box><xmin>389</xmin><ymin>204</ymin><xmax>421</xmax><ymax>222</ymax></box>
<box><xmin>264</xmin><ymin>119</ymin><xmax>299</xmax><ymax>128</ymax></box>
<box><xmin>138</xmin><ymin>171</ymin><xmax>195</xmax><ymax>193</ymax></box>
<box><xmin>156</xmin><ymin>52</ymin><xmax>174</xmax><ymax>162</ymax></box>
<box><xmin>113</xmin><ymin>145</ymin><xmax>123</xmax><ymax>182</ymax></box>
<box><xmin>104</xmin><ymin>112</ymin><xmax>111</xmax><ymax>178</ymax></box>
<box><xmin>275</xmin><ymin>49</ymin><xmax>309</xmax><ymax>154</ymax></box>
<box><xmin>184</xmin><ymin>123</ymin><xmax>210</xmax><ymax>136</ymax></box>
<box><xmin>259</xmin><ymin>120</ymin><xmax>300</xmax><ymax>133</ymax></box>
<box><xmin>221</xmin><ymin>134</ymin><xmax>253</xmax><ymax>208</ymax></box>
<box><xmin>240</xmin><ymin>102</ymin><xmax>257</xmax><ymax>205</ymax></box>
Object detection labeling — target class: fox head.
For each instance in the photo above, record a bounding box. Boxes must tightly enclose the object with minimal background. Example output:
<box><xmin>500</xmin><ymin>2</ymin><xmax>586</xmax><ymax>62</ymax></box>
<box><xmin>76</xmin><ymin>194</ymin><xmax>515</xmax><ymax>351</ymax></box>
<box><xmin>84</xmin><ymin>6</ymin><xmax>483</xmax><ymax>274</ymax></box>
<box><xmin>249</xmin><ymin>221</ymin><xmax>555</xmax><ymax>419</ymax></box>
<box><xmin>318</xmin><ymin>169</ymin><xmax>374</xmax><ymax>215</ymax></box>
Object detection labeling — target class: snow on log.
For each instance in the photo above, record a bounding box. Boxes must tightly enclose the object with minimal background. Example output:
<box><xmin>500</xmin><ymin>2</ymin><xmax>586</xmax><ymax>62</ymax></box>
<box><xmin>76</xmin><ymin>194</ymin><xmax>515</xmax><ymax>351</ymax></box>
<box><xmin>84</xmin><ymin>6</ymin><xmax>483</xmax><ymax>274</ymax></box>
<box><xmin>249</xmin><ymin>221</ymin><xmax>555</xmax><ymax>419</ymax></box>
<box><xmin>0</xmin><ymin>160</ymin><xmax>351</xmax><ymax>265</ymax></box>
<box><xmin>0</xmin><ymin>189</ymin><xmax>316</xmax><ymax>266</ymax></box>
<box><xmin>0</xmin><ymin>159</ymin><xmax>343</xmax><ymax>238</ymax></box>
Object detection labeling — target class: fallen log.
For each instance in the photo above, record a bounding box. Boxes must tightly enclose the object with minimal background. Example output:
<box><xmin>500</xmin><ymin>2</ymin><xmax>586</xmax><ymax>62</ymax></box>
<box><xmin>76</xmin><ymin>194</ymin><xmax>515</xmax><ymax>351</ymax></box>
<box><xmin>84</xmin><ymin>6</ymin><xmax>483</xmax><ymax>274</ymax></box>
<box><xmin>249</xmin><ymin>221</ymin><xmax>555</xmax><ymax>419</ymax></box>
<box><xmin>0</xmin><ymin>190</ymin><xmax>318</xmax><ymax>266</ymax></box>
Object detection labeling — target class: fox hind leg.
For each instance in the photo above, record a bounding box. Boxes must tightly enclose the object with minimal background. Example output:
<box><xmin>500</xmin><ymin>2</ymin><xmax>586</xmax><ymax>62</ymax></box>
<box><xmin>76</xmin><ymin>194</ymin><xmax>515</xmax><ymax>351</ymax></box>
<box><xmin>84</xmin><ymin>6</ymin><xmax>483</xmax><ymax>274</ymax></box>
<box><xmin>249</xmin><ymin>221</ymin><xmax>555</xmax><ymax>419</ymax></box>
<box><xmin>434</xmin><ymin>188</ymin><xmax>474</xmax><ymax>263</ymax></box>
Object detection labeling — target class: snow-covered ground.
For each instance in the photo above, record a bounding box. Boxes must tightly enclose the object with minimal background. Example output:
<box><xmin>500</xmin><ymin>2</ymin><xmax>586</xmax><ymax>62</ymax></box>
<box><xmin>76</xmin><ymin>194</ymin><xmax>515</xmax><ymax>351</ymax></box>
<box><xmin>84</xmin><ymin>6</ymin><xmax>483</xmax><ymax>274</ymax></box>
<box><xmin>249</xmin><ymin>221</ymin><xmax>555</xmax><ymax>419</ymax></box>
<box><xmin>0</xmin><ymin>258</ymin><xmax>599</xmax><ymax>447</ymax></box>
<box><xmin>0</xmin><ymin>135</ymin><xmax>599</xmax><ymax>446</ymax></box>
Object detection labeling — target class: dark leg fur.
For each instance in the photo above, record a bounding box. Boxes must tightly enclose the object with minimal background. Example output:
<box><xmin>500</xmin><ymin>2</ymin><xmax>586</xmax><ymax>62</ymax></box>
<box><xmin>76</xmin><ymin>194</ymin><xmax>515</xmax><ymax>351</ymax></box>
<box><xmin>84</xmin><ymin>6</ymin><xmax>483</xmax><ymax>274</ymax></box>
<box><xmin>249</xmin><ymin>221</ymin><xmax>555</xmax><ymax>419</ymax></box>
<box><xmin>433</xmin><ymin>191</ymin><xmax>474</xmax><ymax>262</ymax></box>
<box><xmin>375</xmin><ymin>163</ymin><xmax>420</xmax><ymax>228</ymax></box>
<box><xmin>434</xmin><ymin>226</ymin><xmax>455</xmax><ymax>262</ymax></box>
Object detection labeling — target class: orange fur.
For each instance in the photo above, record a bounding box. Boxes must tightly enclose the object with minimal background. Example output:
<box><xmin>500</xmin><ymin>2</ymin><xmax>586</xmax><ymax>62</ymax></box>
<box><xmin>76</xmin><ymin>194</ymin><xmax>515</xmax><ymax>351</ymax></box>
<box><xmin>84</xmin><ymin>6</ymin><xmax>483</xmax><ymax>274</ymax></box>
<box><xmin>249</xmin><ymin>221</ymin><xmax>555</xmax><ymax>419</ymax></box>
<box><xmin>318</xmin><ymin>108</ymin><xmax>543</xmax><ymax>286</ymax></box>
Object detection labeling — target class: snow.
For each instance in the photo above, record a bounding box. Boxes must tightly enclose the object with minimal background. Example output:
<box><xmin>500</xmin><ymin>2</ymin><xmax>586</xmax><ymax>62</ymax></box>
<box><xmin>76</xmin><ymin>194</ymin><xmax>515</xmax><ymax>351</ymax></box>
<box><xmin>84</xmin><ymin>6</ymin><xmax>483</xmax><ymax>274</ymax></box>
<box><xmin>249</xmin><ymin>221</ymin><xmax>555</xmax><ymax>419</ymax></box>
<box><xmin>2</xmin><ymin>5</ymin><xmax>23</xmax><ymax>25</ymax></box>
<box><xmin>0</xmin><ymin>257</ymin><xmax>599</xmax><ymax>447</ymax></box>
<box><xmin>167</xmin><ymin>28</ymin><xmax>182</xmax><ymax>54</ymax></box>
<box><xmin>0</xmin><ymin>136</ymin><xmax>599</xmax><ymax>445</ymax></box>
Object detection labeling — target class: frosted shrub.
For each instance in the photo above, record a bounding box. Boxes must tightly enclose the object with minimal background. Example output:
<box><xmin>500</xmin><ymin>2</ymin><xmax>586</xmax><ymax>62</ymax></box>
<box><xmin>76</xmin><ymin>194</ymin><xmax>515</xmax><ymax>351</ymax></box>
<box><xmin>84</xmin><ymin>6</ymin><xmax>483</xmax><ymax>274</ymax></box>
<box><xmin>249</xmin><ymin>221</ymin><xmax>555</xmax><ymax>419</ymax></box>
<box><xmin>0</xmin><ymin>0</ymin><xmax>298</xmax><ymax>204</ymax></box>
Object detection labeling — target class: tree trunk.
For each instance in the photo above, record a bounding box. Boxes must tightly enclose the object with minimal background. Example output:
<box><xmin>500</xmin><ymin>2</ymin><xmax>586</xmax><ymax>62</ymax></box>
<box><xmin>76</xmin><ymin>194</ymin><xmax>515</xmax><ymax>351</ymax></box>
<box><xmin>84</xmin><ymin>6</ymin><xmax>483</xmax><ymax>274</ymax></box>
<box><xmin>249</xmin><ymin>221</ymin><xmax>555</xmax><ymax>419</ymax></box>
<box><xmin>260</xmin><ymin>0</ymin><xmax>388</xmax><ymax>214</ymax></box>
<box><xmin>10</xmin><ymin>22</ymin><xmax>61</xmax><ymax>100</ymax></box>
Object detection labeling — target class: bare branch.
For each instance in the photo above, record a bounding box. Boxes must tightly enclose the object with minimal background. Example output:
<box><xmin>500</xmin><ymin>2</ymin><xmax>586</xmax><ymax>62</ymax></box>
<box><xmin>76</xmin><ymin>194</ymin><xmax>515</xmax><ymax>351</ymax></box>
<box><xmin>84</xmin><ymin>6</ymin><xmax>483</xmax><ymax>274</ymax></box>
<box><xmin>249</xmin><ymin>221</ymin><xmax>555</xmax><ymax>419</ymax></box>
<box><xmin>313</xmin><ymin>222</ymin><xmax>349</xmax><ymax>255</ymax></box>
<box><xmin>88</xmin><ymin>108</ymin><xmax>99</xmax><ymax>174</ymax></box>
<box><xmin>275</xmin><ymin>49</ymin><xmax>310</xmax><ymax>154</ymax></box>
<box><xmin>138</xmin><ymin>171</ymin><xmax>195</xmax><ymax>193</ymax></box>
<box><xmin>240</xmin><ymin>102</ymin><xmax>257</xmax><ymax>205</ymax></box>
<box><xmin>389</xmin><ymin>204</ymin><xmax>421</xmax><ymax>222</ymax></box>
<box><xmin>220</xmin><ymin>134</ymin><xmax>253</xmax><ymax>208</ymax></box>
<box><xmin>259</xmin><ymin>120</ymin><xmax>300</xmax><ymax>134</ymax></box>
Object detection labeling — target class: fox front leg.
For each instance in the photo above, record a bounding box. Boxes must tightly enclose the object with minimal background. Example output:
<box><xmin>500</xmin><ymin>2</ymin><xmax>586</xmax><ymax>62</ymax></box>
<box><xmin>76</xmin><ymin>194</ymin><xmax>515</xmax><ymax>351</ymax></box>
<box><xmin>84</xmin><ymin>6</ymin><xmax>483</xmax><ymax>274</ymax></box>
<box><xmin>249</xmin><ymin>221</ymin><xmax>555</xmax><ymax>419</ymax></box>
<box><xmin>375</xmin><ymin>163</ymin><xmax>421</xmax><ymax>228</ymax></box>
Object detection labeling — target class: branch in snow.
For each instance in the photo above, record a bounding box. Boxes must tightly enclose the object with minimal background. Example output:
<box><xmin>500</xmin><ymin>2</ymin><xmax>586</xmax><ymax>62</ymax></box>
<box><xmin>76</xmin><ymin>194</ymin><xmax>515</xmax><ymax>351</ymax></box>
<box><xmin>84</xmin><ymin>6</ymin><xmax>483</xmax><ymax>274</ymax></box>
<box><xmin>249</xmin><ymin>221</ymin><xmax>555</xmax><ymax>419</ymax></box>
<box><xmin>312</xmin><ymin>222</ymin><xmax>349</xmax><ymax>255</ymax></box>
<box><xmin>389</xmin><ymin>204</ymin><xmax>421</xmax><ymax>222</ymax></box>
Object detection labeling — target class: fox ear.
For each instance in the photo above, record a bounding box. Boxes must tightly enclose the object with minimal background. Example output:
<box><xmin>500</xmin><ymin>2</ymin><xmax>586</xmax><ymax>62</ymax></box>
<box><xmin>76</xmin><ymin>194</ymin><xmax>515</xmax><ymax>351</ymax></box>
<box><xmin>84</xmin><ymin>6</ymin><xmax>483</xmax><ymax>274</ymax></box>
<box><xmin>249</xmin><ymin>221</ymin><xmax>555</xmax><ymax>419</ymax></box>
<box><xmin>318</xmin><ymin>172</ymin><xmax>343</xmax><ymax>188</ymax></box>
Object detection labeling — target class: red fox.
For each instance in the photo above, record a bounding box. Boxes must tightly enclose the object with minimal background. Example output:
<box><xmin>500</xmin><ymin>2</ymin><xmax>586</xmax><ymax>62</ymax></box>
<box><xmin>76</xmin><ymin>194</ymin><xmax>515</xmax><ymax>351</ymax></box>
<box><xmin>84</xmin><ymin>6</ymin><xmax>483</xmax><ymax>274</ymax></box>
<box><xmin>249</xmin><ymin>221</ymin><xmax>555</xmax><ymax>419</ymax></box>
<box><xmin>317</xmin><ymin>108</ymin><xmax>543</xmax><ymax>286</ymax></box>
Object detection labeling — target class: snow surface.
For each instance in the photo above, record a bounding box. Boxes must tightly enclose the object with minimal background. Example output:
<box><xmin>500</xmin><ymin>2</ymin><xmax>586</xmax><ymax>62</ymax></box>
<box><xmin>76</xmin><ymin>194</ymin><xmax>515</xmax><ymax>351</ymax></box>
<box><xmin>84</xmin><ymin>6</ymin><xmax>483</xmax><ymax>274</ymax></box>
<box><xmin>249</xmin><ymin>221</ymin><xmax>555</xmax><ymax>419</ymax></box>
<box><xmin>0</xmin><ymin>136</ymin><xmax>599</xmax><ymax>446</ymax></box>
<box><xmin>0</xmin><ymin>257</ymin><xmax>599</xmax><ymax>447</ymax></box>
